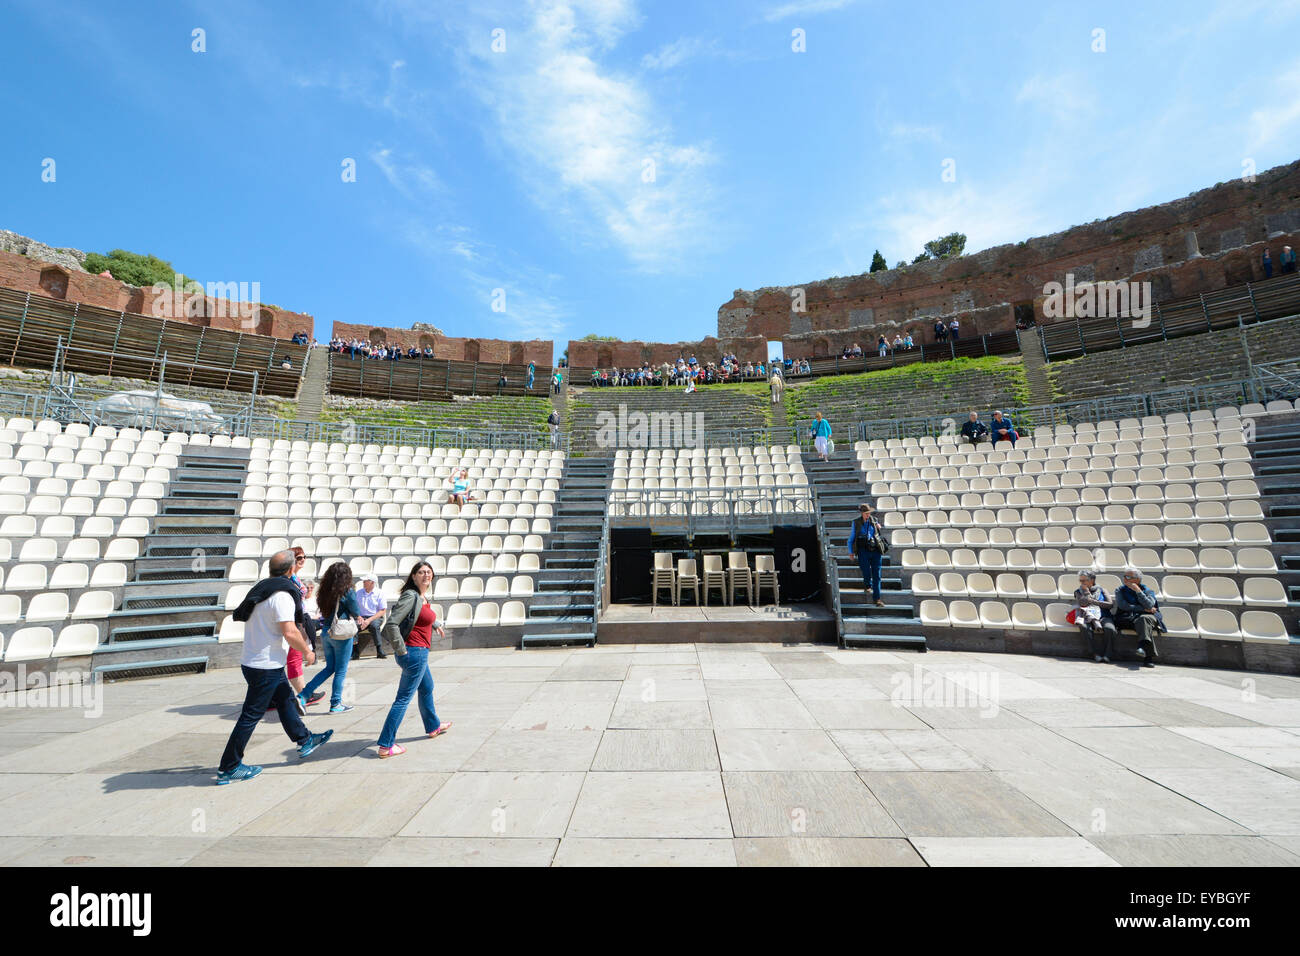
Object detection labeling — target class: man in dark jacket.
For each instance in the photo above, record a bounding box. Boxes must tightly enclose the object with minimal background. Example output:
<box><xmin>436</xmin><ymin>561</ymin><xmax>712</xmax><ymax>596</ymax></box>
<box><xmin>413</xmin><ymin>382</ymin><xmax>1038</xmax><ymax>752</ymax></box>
<box><xmin>989</xmin><ymin>410</ymin><xmax>1017</xmax><ymax>447</ymax></box>
<box><xmin>1114</xmin><ymin>567</ymin><xmax>1163</xmax><ymax>667</ymax></box>
<box><xmin>960</xmin><ymin>411</ymin><xmax>989</xmax><ymax>444</ymax></box>
<box><xmin>847</xmin><ymin>503</ymin><xmax>886</xmax><ymax>607</ymax></box>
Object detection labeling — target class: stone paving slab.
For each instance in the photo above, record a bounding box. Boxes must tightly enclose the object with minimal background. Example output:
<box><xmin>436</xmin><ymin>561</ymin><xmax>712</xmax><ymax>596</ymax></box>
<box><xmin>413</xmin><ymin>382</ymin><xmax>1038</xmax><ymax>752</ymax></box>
<box><xmin>1</xmin><ymin>643</ymin><xmax>1298</xmax><ymax>865</ymax></box>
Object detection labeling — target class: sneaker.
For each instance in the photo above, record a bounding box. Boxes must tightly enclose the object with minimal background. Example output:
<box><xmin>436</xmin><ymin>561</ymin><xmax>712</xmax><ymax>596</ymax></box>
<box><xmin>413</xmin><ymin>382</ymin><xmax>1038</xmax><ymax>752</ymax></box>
<box><xmin>1137</xmin><ymin>646</ymin><xmax>1147</xmax><ymax>658</ymax></box>
<box><xmin>298</xmin><ymin>729</ymin><xmax>334</xmax><ymax>759</ymax></box>
<box><xmin>1101</xmin><ymin>656</ymin><xmax>1110</xmax><ymax>664</ymax></box>
<box><xmin>291</xmin><ymin>693</ymin><xmax>307</xmax><ymax>718</ymax></box>
<box><xmin>306</xmin><ymin>691</ymin><xmax>326</xmax><ymax>706</ymax></box>
<box><xmin>329</xmin><ymin>704</ymin><xmax>354</xmax><ymax>714</ymax></box>
<box><xmin>1143</xmin><ymin>659</ymin><xmax>1156</xmax><ymax>668</ymax></box>
<box><xmin>1093</xmin><ymin>655</ymin><xmax>1103</xmax><ymax>662</ymax></box>
<box><xmin>216</xmin><ymin>763</ymin><xmax>263</xmax><ymax>785</ymax></box>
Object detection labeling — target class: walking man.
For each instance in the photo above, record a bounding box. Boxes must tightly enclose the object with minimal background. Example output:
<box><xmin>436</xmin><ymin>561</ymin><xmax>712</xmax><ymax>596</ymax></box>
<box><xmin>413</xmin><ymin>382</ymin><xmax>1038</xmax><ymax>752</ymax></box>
<box><xmin>216</xmin><ymin>549</ymin><xmax>333</xmax><ymax>784</ymax></box>
<box><xmin>547</xmin><ymin>408</ymin><xmax>561</xmax><ymax>448</ymax></box>
<box><xmin>848</xmin><ymin>503</ymin><xmax>886</xmax><ymax>608</ymax></box>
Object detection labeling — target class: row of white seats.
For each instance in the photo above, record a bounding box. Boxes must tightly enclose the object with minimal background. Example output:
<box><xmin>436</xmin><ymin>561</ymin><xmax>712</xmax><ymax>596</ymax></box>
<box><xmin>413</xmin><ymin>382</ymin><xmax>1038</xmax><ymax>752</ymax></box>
<box><xmin>878</xmin><ymin>497</ymin><xmax>1264</xmax><ymax>519</ymax></box>
<box><xmin>0</xmin><ymin>537</ymin><xmax>142</xmax><ymax>562</ymax></box>
<box><xmin>0</xmin><ymin>496</ymin><xmax>162</xmax><ymax>519</ymax></box>
<box><xmin>0</xmin><ymin>563</ymin><xmax>128</xmax><ymax>592</ymax></box>
<box><xmin>243</xmin><ymin>488</ymin><xmax>557</xmax><ymax>505</ymax></box>
<box><xmin>900</xmin><ymin>547</ymin><xmax>1279</xmax><ymax>574</ymax></box>
<box><xmin>0</xmin><ymin>461</ymin><xmax>174</xmax><ymax>483</ymax></box>
<box><xmin>289</xmin><ymin>552</ymin><xmax>542</xmax><ymax>581</ymax></box>
<box><xmin>919</xmin><ymin>600</ymin><xmax>1288</xmax><ymax>642</ymax></box>
<box><xmin>860</xmin><ymin>444</ymin><xmax>1247</xmax><ymax>469</ymax></box>
<box><xmin>864</xmin><ymin>461</ymin><xmax>1252</xmax><ymax>482</ymax></box>
<box><xmin>616</xmin><ymin>446</ymin><xmax>798</xmax><ymax>459</ymax></box>
<box><xmin>237</xmin><ymin>501</ymin><xmax>552</xmax><ymax>521</ymax></box>
<box><xmin>0</xmin><ymin>515</ymin><xmax>151</xmax><ymax>539</ymax></box>
<box><xmin>252</xmin><ymin>444</ymin><xmax>565</xmax><ymax>459</ymax></box>
<box><xmin>234</xmin><ymin>534</ymin><xmax>545</xmax><ymax>559</ymax></box>
<box><xmin>234</xmin><ymin>517</ymin><xmax>550</xmax><ymax>538</ymax></box>
<box><xmin>612</xmin><ymin>477</ymin><xmax>810</xmax><ymax>490</ymax></box>
<box><xmin>0</xmin><ymin>449</ymin><xmax>178</xmax><ymax>472</ymax></box>
<box><xmin>861</xmin><ymin>436</ymin><xmax>1245</xmax><ymax>460</ymax></box>
<box><xmin>909</xmin><ymin>571</ymin><xmax>1288</xmax><ymax>606</ymax></box>
<box><xmin>0</xmin><ymin>476</ymin><xmax>170</xmax><ymax>498</ymax></box>
<box><xmin>0</xmin><ymin>623</ymin><xmax>101</xmax><ymax>661</ymax></box>
<box><xmin>218</xmin><ymin>601</ymin><xmax>528</xmax><ymax>638</ymax></box>
<box><xmin>248</xmin><ymin>475</ymin><xmax>560</xmax><ymax>492</ymax></box>
<box><xmin>870</xmin><ymin>480</ymin><xmax>1261</xmax><ymax>501</ymax></box>
<box><xmin>886</xmin><ymin>523</ymin><xmax>1270</xmax><ymax>549</ymax></box>
<box><xmin>0</xmin><ymin>590</ymin><xmax>115</xmax><ymax>622</ymax></box>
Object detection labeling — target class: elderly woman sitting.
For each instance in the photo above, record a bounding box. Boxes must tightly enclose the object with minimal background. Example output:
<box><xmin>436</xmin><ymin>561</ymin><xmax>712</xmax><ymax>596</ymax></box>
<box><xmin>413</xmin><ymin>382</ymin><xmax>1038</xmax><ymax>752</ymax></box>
<box><xmin>1072</xmin><ymin>569</ymin><xmax>1118</xmax><ymax>663</ymax></box>
<box><xmin>1114</xmin><ymin>567</ymin><xmax>1164</xmax><ymax>668</ymax></box>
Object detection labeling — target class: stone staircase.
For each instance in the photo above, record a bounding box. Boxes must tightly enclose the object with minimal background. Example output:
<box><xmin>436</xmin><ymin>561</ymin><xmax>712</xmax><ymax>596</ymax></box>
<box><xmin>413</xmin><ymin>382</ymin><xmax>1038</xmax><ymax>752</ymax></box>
<box><xmin>1019</xmin><ymin>336</ymin><xmax>1054</xmax><ymax>406</ymax></box>
<box><xmin>521</xmin><ymin>456</ymin><xmax>613</xmax><ymax>647</ymax></box>
<box><xmin>802</xmin><ymin>451</ymin><xmax>926</xmax><ymax>650</ymax></box>
<box><xmin>92</xmin><ymin>446</ymin><xmax>248</xmax><ymax>677</ymax></box>
<box><xmin>1242</xmin><ymin>412</ymin><xmax>1300</xmax><ymax>638</ymax></box>
<box><xmin>296</xmin><ymin>347</ymin><xmax>330</xmax><ymax>421</ymax></box>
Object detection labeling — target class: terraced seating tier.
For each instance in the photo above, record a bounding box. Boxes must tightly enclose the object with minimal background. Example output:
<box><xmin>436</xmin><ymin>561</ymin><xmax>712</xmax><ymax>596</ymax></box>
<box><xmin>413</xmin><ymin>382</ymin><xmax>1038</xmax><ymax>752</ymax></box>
<box><xmin>327</xmin><ymin>352</ymin><xmax>552</xmax><ymax>402</ymax></box>
<box><xmin>321</xmin><ymin>396</ymin><xmax>553</xmax><ymax>435</ymax></box>
<box><xmin>0</xmin><ymin>288</ymin><xmax>306</xmax><ymax>397</ymax></box>
<box><xmin>566</xmin><ymin>383</ymin><xmax>771</xmax><ymax>455</ymax></box>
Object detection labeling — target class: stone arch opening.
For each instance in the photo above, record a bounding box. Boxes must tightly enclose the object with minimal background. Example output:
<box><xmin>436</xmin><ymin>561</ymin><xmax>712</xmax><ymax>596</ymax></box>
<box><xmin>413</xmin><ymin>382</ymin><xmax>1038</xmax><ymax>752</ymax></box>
<box><xmin>508</xmin><ymin>343</ymin><xmax>525</xmax><ymax>365</ymax></box>
<box><xmin>255</xmin><ymin>309</ymin><xmax>276</xmax><ymax>337</ymax></box>
<box><xmin>368</xmin><ymin>328</ymin><xmax>388</xmax><ymax>345</ymax></box>
<box><xmin>418</xmin><ymin>334</ymin><xmax>436</xmax><ymax>350</ymax></box>
<box><xmin>39</xmin><ymin>267</ymin><xmax>69</xmax><ymax>299</ymax></box>
<box><xmin>464</xmin><ymin>339</ymin><xmax>481</xmax><ymax>363</ymax></box>
<box><xmin>812</xmin><ymin>336</ymin><xmax>831</xmax><ymax>358</ymax></box>
<box><xmin>597</xmin><ymin>346</ymin><xmax>614</xmax><ymax>368</ymax></box>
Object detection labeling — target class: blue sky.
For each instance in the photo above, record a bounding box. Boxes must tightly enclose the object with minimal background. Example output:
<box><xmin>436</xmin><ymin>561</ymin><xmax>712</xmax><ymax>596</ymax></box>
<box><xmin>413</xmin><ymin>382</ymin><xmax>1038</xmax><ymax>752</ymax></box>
<box><xmin>2</xmin><ymin>0</ymin><xmax>1295</xmax><ymax>360</ymax></box>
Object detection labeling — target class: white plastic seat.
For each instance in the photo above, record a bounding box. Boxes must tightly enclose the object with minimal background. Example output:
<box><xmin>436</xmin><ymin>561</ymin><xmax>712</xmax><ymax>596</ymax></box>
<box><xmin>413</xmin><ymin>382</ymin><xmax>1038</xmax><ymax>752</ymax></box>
<box><xmin>71</xmin><ymin>591</ymin><xmax>115</xmax><ymax>620</ymax></box>
<box><xmin>978</xmin><ymin>601</ymin><xmax>1012</xmax><ymax>628</ymax></box>
<box><xmin>445</xmin><ymin>602</ymin><xmax>473</xmax><ymax>627</ymax></box>
<box><xmin>1010</xmin><ymin>601</ymin><xmax>1045</xmax><ymax>629</ymax></box>
<box><xmin>1200</xmin><ymin>576</ymin><xmax>1242</xmax><ymax>604</ymax></box>
<box><xmin>53</xmin><ymin>623</ymin><xmax>100</xmax><ymax>657</ymax></box>
<box><xmin>919</xmin><ymin>600</ymin><xmax>949</xmax><ymax>626</ymax></box>
<box><xmin>499</xmin><ymin>601</ymin><xmax>527</xmax><ymax>626</ymax></box>
<box><xmin>472</xmin><ymin>602</ymin><xmax>500</xmax><ymax>626</ymax></box>
<box><xmin>1241</xmin><ymin>577</ymin><xmax>1287</xmax><ymax>607</ymax></box>
<box><xmin>24</xmin><ymin>592</ymin><xmax>70</xmax><ymax>623</ymax></box>
<box><xmin>3</xmin><ymin>626</ymin><xmax>54</xmax><ymax>661</ymax></box>
<box><xmin>1161</xmin><ymin>605</ymin><xmax>1197</xmax><ymax>637</ymax></box>
<box><xmin>1196</xmin><ymin>607</ymin><xmax>1240</xmax><ymax>640</ymax></box>
<box><xmin>948</xmin><ymin>600</ymin><xmax>979</xmax><ymax>628</ymax></box>
<box><xmin>1240</xmin><ymin>611</ymin><xmax>1289</xmax><ymax>643</ymax></box>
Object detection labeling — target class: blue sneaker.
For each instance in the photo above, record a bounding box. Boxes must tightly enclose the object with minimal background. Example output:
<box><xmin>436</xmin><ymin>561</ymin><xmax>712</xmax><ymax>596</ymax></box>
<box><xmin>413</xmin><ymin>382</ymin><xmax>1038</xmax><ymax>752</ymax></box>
<box><xmin>292</xmin><ymin>693</ymin><xmax>307</xmax><ymax>717</ymax></box>
<box><xmin>329</xmin><ymin>704</ymin><xmax>354</xmax><ymax>714</ymax></box>
<box><xmin>216</xmin><ymin>763</ymin><xmax>263</xmax><ymax>785</ymax></box>
<box><xmin>298</xmin><ymin>729</ymin><xmax>334</xmax><ymax>758</ymax></box>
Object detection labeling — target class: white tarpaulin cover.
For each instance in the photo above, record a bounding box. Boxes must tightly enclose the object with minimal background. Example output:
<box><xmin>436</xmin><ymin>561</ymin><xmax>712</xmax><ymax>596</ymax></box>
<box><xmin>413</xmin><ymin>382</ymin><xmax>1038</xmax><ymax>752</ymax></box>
<box><xmin>90</xmin><ymin>390</ymin><xmax>226</xmax><ymax>433</ymax></box>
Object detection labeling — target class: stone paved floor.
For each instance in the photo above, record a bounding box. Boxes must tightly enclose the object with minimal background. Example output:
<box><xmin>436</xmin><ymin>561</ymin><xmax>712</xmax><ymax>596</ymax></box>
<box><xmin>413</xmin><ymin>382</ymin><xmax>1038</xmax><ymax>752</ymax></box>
<box><xmin>1</xmin><ymin>644</ymin><xmax>1299</xmax><ymax>866</ymax></box>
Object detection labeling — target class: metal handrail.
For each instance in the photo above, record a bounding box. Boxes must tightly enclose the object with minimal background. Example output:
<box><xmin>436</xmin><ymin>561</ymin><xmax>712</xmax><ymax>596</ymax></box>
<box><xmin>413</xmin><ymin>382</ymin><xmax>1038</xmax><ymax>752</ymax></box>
<box><xmin>607</xmin><ymin>484</ymin><xmax>814</xmax><ymax>538</ymax></box>
<box><xmin>812</xmin><ymin>489</ymin><xmax>845</xmax><ymax>647</ymax></box>
<box><xmin>592</xmin><ymin>507</ymin><xmax>612</xmax><ymax>643</ymax></box>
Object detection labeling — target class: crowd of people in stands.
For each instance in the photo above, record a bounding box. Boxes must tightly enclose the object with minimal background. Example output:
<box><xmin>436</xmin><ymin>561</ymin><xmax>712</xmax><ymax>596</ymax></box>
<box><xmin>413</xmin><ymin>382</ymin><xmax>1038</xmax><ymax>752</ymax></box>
<box><xmin>328</xmin><ymin>337</ymin><xmax>437</xmax><ymax>361</ymax></box>
<box><xmin>589</xmin><ymin>354</ymin><xmax>811</xmax><ymax>387</ymax></box>
<box><xmin>1262</xmin><ymin>246</ymin><xmax>1298</xmax><ymax>279</ymax></box>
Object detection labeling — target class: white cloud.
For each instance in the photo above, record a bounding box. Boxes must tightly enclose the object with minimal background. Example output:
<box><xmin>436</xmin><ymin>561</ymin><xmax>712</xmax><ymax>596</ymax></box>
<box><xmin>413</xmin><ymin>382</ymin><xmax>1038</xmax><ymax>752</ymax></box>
<box><xmin>415</xmin><ymin>0</ymin><xmax>717</xmax><ymax>272</ymax></box>
<box><xmin>1247</xmin><ymin>62</ymin><xmax>1300</xmax><ymax>153</ymax></box>
<box><xmin>1015</xmin><ymin>72</ymin><xmax>1094</xmax><ymax>120</ymax></box>
<box><xmin>762</xmin><ymin>0</ymin><xmax>856</xmax><ymax>22</ymax></box>
<box><xmin>369</xmin><ymin>147</ymin><xmax>444</xmax><ymax>198</ymax></box>
<box><xmin>641</xmin><ymin>35</ymin><xmax>715</xmax><ymax>70</ymax></box>
<box><xmin>885</xmin><ymin>122</ymin><xmax>942</xmax><ymax>144</ymax></box>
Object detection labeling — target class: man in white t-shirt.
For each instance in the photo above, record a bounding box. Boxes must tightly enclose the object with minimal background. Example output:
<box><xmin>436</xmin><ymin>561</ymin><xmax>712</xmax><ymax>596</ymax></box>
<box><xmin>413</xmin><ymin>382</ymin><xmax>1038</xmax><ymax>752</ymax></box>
<box><xmin>217</xmin><ymin>549</ymin><xmax>333</xmax><ymax>784</ymax></box>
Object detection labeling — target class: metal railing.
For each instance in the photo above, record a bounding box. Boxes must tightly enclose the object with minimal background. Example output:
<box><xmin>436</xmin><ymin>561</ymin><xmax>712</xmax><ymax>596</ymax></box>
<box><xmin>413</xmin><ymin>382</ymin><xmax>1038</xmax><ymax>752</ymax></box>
<box><xmin>813</xmin><ymin>489</ymin><xmax>845</xmax><ymax>646</ymax></box>
<box><xmin>844</xmin><ymin>373</ymin><xmax>1287</xmax><ymax>446</ymax></box>
<box><xmin>607</xmin><ymin>484</ymin><xmax>815</xmax><ymax>537</ymax></box>
<box><xmin>246</xmin><ymin>415</ymin><xmax>564</xmax><ymax>451</ymax></box>
<box><xmin>592</xmin><ymin>507</ymin><xmax>612</xmax><ymax>640</ymax></box>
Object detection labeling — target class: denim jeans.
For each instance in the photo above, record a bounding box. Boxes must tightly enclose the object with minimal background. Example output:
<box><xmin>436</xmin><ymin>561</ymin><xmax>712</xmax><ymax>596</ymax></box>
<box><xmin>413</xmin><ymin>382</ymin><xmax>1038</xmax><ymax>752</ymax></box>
<box><xmin>377</xmin><ymin>647</ymin><xmax>440</xmax><ymax>749</ymax></box>
<box><xmin>219</xmin><ymin>665</ymin><xmax>310</xmax><ymax>772</ymax></box>
<box><xmin>858</xmin><ymin>550</ymin><xmax>883</xmax><ymax>603</ymax></box>
<box><xmin>303</xmin><ymin>636</ymin><xmax>353</xmax><ymax>708</ymax></box>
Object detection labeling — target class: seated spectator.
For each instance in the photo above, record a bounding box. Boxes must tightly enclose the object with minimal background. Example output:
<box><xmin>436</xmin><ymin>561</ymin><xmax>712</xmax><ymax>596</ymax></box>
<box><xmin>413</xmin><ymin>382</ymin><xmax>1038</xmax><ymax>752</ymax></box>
<box><xmin>934</xmin><ymin>320</ymin><xmax>947</xmax><ymax>342</ymax></box>
<box><xmin>280</xmin><ymin>354</ymin><xmax>292</xmax><ymax>369</ymax></box>
<box><xmin>1114</xmin><ymin>568</ymin><xmax>1163</xmax><ymax>668</ymax></box>
<box><xmin>989</xmin><ymin>410</ymin><xmax>1017</xmax><ymax>447</ymax></box>
<box><xmin>877</xmin><ymin>336</ymin><xmax>888</xmax><ymax>357</ymax></box>
<box><xmin>448</xmin><ymin>468</ymin><xmax>473</xmax><ymax>509</ymax></box>
<box><xmin>892</xmin><ymin>333</ymin><xmax>904</xmax><ymax>351</ymax></box>
<box><xmin>960</xmin><ymin>411</ymin><xmax>988</xmax><ymax>444</ymax></box>
<box><xmin>903</xmin><ymin>332</ymin><xmax>915</xmax><ymax>349</ymax></box>
<box><xmin>1072</xmin><ymin>570</ymin><xmax>1117</xmax><ymax>663</ymax></box>
<box><xmin>497</xmin><ymin>373</ymin><xmax>508</xmax><ymax>394</ymax></box>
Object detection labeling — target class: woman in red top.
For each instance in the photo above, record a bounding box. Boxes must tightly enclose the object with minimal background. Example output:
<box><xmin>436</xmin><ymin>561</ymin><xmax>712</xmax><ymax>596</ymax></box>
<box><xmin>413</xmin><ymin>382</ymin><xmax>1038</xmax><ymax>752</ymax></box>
<box><xmin>376</xmin><ymin>561</ymin><xmax>450</xmax><ymax>758</ymax></box>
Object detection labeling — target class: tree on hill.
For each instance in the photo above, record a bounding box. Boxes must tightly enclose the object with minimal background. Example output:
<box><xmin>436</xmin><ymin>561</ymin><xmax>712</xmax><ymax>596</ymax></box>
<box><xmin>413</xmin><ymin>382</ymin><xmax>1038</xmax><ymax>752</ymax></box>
<box><xmin>869</xmin><ymin>250</ymin><xmax>887</xmax><ymax>273</ymax></box>
<box><xmin>923</xmin><ymin>232</ymin><xmax>967</xmax><ymax>260</ymax></box>
<box><xmin>579</xmin><ymin>333</ymin><xmax>618</xmax><ymax>342</ymax></box>
<box><xmin>912</xmin><ymin>251</ymin><xmax>931</xmax><ymax>264</ymax></box>
<box><xmin>81</xmin><ymin>249</ymin><xmax>202</xmax><ymax>292</ymax></box>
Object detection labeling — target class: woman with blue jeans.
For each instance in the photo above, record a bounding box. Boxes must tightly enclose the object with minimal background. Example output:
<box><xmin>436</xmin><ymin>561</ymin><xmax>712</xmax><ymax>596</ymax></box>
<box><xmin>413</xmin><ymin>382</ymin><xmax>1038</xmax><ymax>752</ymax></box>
<box><xmin>377</xmin><ymin>561</ymin><xmax>451</xmax><ymax>758</ymax></box>
<box><xmin>298</xmin><ymin>561</ymin><xmax>358</xmax><ymax>714</ymax></box>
